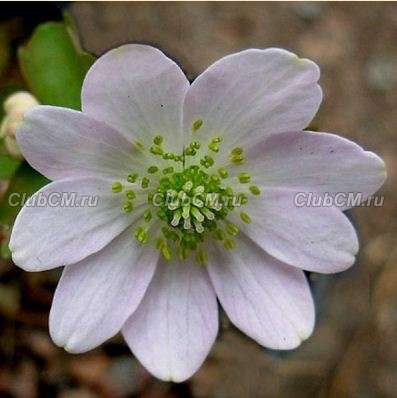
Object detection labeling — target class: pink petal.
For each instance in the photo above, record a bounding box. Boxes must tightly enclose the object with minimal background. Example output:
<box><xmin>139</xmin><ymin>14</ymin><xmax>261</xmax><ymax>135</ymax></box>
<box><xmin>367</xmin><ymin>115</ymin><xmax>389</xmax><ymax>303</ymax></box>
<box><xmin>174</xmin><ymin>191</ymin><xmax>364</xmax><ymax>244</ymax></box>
<box><xmin>10</xmin><ymin>177</ymin><xmax>137</xmax><ymax>271</ymax></box>
<box><xmin>82</xmin><ymin>44</ymin><xmax>189</xmax><ymax>148</ymax></box>
<box><xmin>208</xmin><ymin>236</ymin><xmax>314</xmax><ymax>349</ymax></box>
<box><xmin>231</xmin><ymin>188</ymin><xmax>359</xmax><ymax>274</ymax></box>
<box><xmin>17</xmin><ymin>106</ymin><xmax>142</xmax><ymax>181</ymax></box>
<box><xmin>49</xmin><ymin>227</ymin><xmax>158</xmax><ymax>353</ymax></box>
<box><xmin>122</xmin><ymin>258</ymin><xmax>218</xmax><ymax>382</ymax></box>
<box><xmin>240</xmin><ymin>130</ymin><xmax>386</xmax><ymax>210</ymax></box>
<box><xmin>183</xmin><ymin>48</ymin><xmax>321</xmax><ymax>150</ymax></box>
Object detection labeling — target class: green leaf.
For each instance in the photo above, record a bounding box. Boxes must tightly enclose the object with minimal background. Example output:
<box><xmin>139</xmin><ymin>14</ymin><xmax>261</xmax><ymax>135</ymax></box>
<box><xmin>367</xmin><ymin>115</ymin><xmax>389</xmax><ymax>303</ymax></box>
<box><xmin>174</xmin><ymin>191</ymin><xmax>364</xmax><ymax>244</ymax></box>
<box><xmin>0</xmin><ymin>163</ymin><xmax>49</xmax><ymax>227</ymax></box>
<box><xmin>18</xmin><ymin>21</ymin><xmax>95</xmax><ymax>109</ymax></box>
<box><xmin>0</xmin><ymin>140</ymin><xmax>20</xmax><ymax>180</ymax></box>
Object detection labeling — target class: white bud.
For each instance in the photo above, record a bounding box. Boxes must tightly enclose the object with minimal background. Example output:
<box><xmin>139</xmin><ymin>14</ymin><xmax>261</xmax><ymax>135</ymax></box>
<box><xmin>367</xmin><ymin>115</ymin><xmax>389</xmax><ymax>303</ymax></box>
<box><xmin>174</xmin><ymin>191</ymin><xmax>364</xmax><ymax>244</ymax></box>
<box><xmin>1</xmin><ymin>91</ymin><xmax>39</xmax><ymax>159</ymax></box>
<box><xmin>4</xmin><ymin>91</ymin><xmax>39</xmax><ymax>116</ymax></box>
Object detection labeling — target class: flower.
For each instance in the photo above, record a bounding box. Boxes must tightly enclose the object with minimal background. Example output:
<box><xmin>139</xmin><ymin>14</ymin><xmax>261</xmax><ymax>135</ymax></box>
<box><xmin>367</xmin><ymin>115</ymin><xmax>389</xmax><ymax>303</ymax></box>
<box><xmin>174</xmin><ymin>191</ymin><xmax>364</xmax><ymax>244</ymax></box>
<box><xmin>9</xmin><ymin>45</ymin><xmax>386</xmax><ymax>382</ymax></box>
<box><xmin>0</xmin><ymin>91</ymin><xmax>39</xmax><ymax>159</ymax></box>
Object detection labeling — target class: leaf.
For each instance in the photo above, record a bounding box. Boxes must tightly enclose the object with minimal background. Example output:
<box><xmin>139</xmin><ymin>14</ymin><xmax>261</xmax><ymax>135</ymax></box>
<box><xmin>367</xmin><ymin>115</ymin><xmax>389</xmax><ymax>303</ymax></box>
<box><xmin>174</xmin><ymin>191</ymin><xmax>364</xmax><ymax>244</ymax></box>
<box><xmin>18</xmin><ymin>21</ymin><xmax>95</xmax><ymax>110</ymax></box>
<box><xmin>0</xmin><ymin>140</ymin><xmax>20</xmax><ymax>180</ymax></box>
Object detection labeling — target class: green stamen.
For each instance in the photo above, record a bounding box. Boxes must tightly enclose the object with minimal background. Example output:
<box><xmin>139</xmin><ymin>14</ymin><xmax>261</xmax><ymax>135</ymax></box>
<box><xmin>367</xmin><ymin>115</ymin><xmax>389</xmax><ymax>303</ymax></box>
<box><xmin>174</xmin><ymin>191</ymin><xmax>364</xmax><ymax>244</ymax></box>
<box><xmin>224</xmin><ymin>239</ymin><xmax>236</xmax><ymax>250</ymax></box>
<box><xmin>150</xmin><ymin>146</ymin><xmax>163</xmax><ymax>156</ymax></box>
<box><xmin>126</xmin><ymin>190</ymin><xmax>136</xmax><ymax>200</ymax></box>
<box><xmin>240</xmin><ymin>212</ymin><xmax>251</xmax><ymax>224</ymax></box>
<box><xmin>144</xmin><ymin>209</ymin><xmax>152</xmax><ymax>222</ymax></box>
<box><xmin>153</xmin><ymin>135</ymin><xmax>163</xmax><ymax>145</ymax></box>
<box><xmin>127</xmin><ymin>173</ymin><xmax>138</xmax><ymax>183</ymax></box>
<box><xmin>218</xmin><ymin>167</ymin><xmax>229</xmax><ymax>179</ymax></box>
<box><xmin>238</xmin><ymin>172</ymin><xmax>251</xmax><ymax>183</ymax></box>
<box><xmin>163</xmin><ymin>167</ymin><xmax>174</xmax><ymax>175</ymax></box>
<box><xmin>123</xmin><ymin>201</ymin><xmax>133</xmax><ymax>213</ymax></box>
<box><xmin>192</xmin><ymin>119</ymin><xmax>203</xmax><ymax>132</ymax></box>
<box><xmin>111</xmin><ymin>181</ymin><xmax>123</xmax><ymax>193</ymax></box>
<box><xmin>226</xmin><ymin>223</ymin><xmax>239</xmax><ymax>236</ymax></box>
<box><xmin>141</xmin><ymin>177</ymin><xmax>150</xmax><ymax>189</ymax></box>
<box><xmin>249</xmin><ymin>185</ymin><xmax>261</xmax><ymax>195</ymax></box>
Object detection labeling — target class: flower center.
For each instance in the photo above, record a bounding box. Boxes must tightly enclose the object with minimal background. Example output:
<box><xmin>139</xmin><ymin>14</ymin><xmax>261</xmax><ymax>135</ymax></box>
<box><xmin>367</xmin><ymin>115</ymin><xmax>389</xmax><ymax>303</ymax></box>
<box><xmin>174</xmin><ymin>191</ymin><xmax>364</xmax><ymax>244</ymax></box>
<box><xmin>110</xmin><ymin>121</ymin><xmax>260</xmax><ymax>264</ymax></box>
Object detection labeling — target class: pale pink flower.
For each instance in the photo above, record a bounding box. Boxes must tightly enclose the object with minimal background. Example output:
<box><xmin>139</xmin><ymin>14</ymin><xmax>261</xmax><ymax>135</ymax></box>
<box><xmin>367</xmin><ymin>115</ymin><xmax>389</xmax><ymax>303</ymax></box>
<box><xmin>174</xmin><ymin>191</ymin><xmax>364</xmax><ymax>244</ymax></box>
<box><xmin>10</xmin><ymin>45</ymin><xmax>386</xmax><ymax>382</ymax></box>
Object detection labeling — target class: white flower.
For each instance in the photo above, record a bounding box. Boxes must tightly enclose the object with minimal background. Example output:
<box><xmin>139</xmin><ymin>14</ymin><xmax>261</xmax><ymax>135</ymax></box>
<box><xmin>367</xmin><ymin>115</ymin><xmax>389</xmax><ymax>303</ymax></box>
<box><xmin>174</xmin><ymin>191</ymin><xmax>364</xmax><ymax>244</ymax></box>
<box><xmin>9</xmin><ymin>45</ymin><xmax>386</xmax><ymax>382</ymax></box>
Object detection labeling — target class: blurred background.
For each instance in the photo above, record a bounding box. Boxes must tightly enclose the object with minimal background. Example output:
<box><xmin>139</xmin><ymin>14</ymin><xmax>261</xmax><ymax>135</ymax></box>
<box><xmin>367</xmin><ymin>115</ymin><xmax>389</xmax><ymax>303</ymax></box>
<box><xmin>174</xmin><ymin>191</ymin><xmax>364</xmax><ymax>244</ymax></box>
<box><xmin>0</xmin><ymin>2</ymin><xmax>396</xmax><ymax>397</ymax></box>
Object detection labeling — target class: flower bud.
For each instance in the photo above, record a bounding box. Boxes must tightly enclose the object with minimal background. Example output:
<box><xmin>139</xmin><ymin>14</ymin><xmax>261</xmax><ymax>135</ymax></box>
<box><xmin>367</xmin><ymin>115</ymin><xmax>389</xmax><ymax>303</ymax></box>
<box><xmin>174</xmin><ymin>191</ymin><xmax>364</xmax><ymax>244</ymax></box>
<box><xmin>0</xmin><ymin>91</ymin><xmax>39</xmax><ymax>159</ymax></box>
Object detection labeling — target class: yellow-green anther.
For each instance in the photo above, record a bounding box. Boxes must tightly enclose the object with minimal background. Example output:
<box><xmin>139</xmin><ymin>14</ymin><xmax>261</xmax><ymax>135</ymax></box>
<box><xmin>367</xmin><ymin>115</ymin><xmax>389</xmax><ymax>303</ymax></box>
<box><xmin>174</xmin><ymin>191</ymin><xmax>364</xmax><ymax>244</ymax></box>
<box><xmin>144</xmin><ymin>209</ymin><xmax>152</xmax><ymax>222</ymax></box>
<box><xmin>184</xmin><ymin>147</ymin><xmax>196</xmax><ymax>156</ymax></box>
<box><xmin>153</xmin><ymin>135</ymin><xmax>163</xmax><ymax>145</ymax></box>
<box><xmin>147</xmin><ymin>166</ymin><xmax>159</xmax><ymax>174</ymax></box>
<box><xmin>112</xmin><ymin>181</ymin><xmax>123</xmax><ymax>193</ymax></box>
<box><xmin>183</xmin><ymin>217</ymin><xmax>192</xmax><ymax>230</ymax></box>
<box><xmin>218</xmin><ymin>167</ymin><xmax>228</xmax><ymax>179</ymax></box>
<box><xmin>224</xmin><ymin>239</ymin><xmax>236</xmax><ymax>250</ymax></box>
<box><xmin>127</xmin><ymin>173</ymin><xmax>138</xmax><ymax>183</ymax></box>
<box><xmin>161</xmin><ymin>243</ymin><xmax>172</xmax><ymax>261</ymax></box>
<box><xmin>226</xmin><ymin>223</ymin><xmax>239</xmax><ymax>236</ymax></box>
<box><xmin>134</xmin><ymin>227</ymin><xmax>149</xmax><ymax>244</ymax></box>
<box><xmin>200</xmin><ymin>155</ymin><xmax>214</xmax><ymax>168</ymax></box>
<box><xmin>125</xmin><ymin>190</ymin><xmax>136</xmax><ymax>200</ymax></box>
<box><xmin>211</xmin><ymin>175</ymin><xmax>221</xmax><ymax>184</ymax></box>
<box><xmin>231</xmin><ymin>147</ymin><xmax>243</xmax><ymax>156</ymax></box>
<box><xmin>163</xmin><ymin>167</ymin><xmax>174</xmax><ymax>175</ymax></box>
<box><xmin>183</xmin><ymin>181</ymin><xmax>193</xmax><ymax>192</ymax></box>
<box><xmin>171</xmin><ymin>209</ymin><xmax>182</xmax><ymax>226</ymax></box>
<box><xmin>150</xmin><ymin>146</ymin><xmax>163</xmax><ymax>155</ymax></box>
<box><xmin>182</xmin><ymin>205</ymin><xmax>190</xmax><ymax>219</ymax></box>
<box><xmin>201</xmin><ymin>207</ymin><xmax>215</xmax><ymax>220</ymax></box>
<box><xmin>249</xmin><ymin>185</ymin><xmax>261</xmax><ymax>195</ymax></box>
<box><xmin>230</xmin><ymin>154</ymin><xmax>245</xmax><ymax>165</ymax></box>
<box><xmin>240</xmin><ymin>212</ymin><xmax>251</xmax><ymax>224</ymax></box>
<box><xmin>238</xmin><ymin>172</ymin><xmax>251</xmax><ymax>183</ymax></box>
<box><xmin>196</xmin><ymin>249</ymin><xmax>208</xmax><ymax>265</ymax></box>
<box><xmin>141</xmin><ymin>177</ymin><xmax>150</xmax><ymax>189</ymax></box>
<box><xmin>213</xmin><ymin>229</ymin><xmax>225</xmax><ymax>240</ymax></box>
<box><xmin>192</xmin><ymin>119</ymin><xmax>203</xmax><ymax>132</ymax></box>
<box><xmin>194</xmin><ymin>185</ymin><xmax>204</xmax><ymax>195</ymax></box>
<box><xmin>193</xmin><ymin>220</ymin><xmax>204</xmax><ymax>233</ymax></box>
<box><xmin>191</xmin><ymin>141</ymin><xmax>201</xmax><ymax>149</ymax></box>
<box><xmin>191</xmin><ymin>207</ymin><xmax>204</xmax><ymax>222</ymax></box>
<box><xmin>208</xmin><ymin>142</ymin><xmax>219</xmax><ymax>152</ymax></box>
<box><xmin>239</xmin><ymin>193</ymin><xmax>249</xmax><ymax>205</ymax></box>
<box><xmin>192</xmin><ymin>196</ymin><xmax>204</xmax><ymax>208</ymax></box>
<box><xmin>123</xmin><ymin>201</ymin><xmax>133</xmax><ymax>213</ymax></box>
<box><xmin>225</xmin><ymin>187</ymin><xmax>234</xmax><ymax>196</ymax></box>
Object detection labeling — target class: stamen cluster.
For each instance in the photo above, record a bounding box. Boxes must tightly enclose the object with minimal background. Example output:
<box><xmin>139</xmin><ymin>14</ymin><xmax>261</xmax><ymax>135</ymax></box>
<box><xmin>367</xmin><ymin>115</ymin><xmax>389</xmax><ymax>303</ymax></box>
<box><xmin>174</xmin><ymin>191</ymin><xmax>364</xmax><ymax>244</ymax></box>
<box><xmin>110</xmin><ymin>120</ymin><xmax>261</xmax><ymax>264</ymax></box>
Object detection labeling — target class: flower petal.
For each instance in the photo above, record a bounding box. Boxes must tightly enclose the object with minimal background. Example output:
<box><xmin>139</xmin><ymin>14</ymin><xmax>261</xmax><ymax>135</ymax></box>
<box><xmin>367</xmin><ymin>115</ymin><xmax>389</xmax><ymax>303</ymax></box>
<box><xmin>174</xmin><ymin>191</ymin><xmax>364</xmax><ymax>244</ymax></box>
<box><xmin>49</xmin><ymin>227</ymin><xmax>158</xmax><ymax>353</ymax></box>
<box><xmin>238</xmin><ymin>130</ymin><xmax>386</xmax><ymax>210</ymax></box>
<box><xmin>122</xmin><ymin>258</ymin><xmax>218</xmax><ymax>382</ymax></box>
<box><xmin>230</xmin><ymin>188</ymin><xmax>359</xmax><ymax>273</ymax></box>
<box><xmin>10</xmin><ymin>177</ymin><xmax>138</xmax><ymax>271</ymax></box>
<box><xmin>82</xmin><ymin>44</ymin><xmax>189</xmax><ymax>148</ymax></box>
<box><xmin>17</xmin><ymin>106</ymin><xmax>143</xmax><ymax>181</ymax></box>
<box><xmin>208</xmin><ymin>236</ymin><xmax>314</xmax><ymax>350</ymax></box>
<box><xmin>183</xmin><ymin>48</ymin><xmax>321</xmax><ymax>149</ymax></box>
